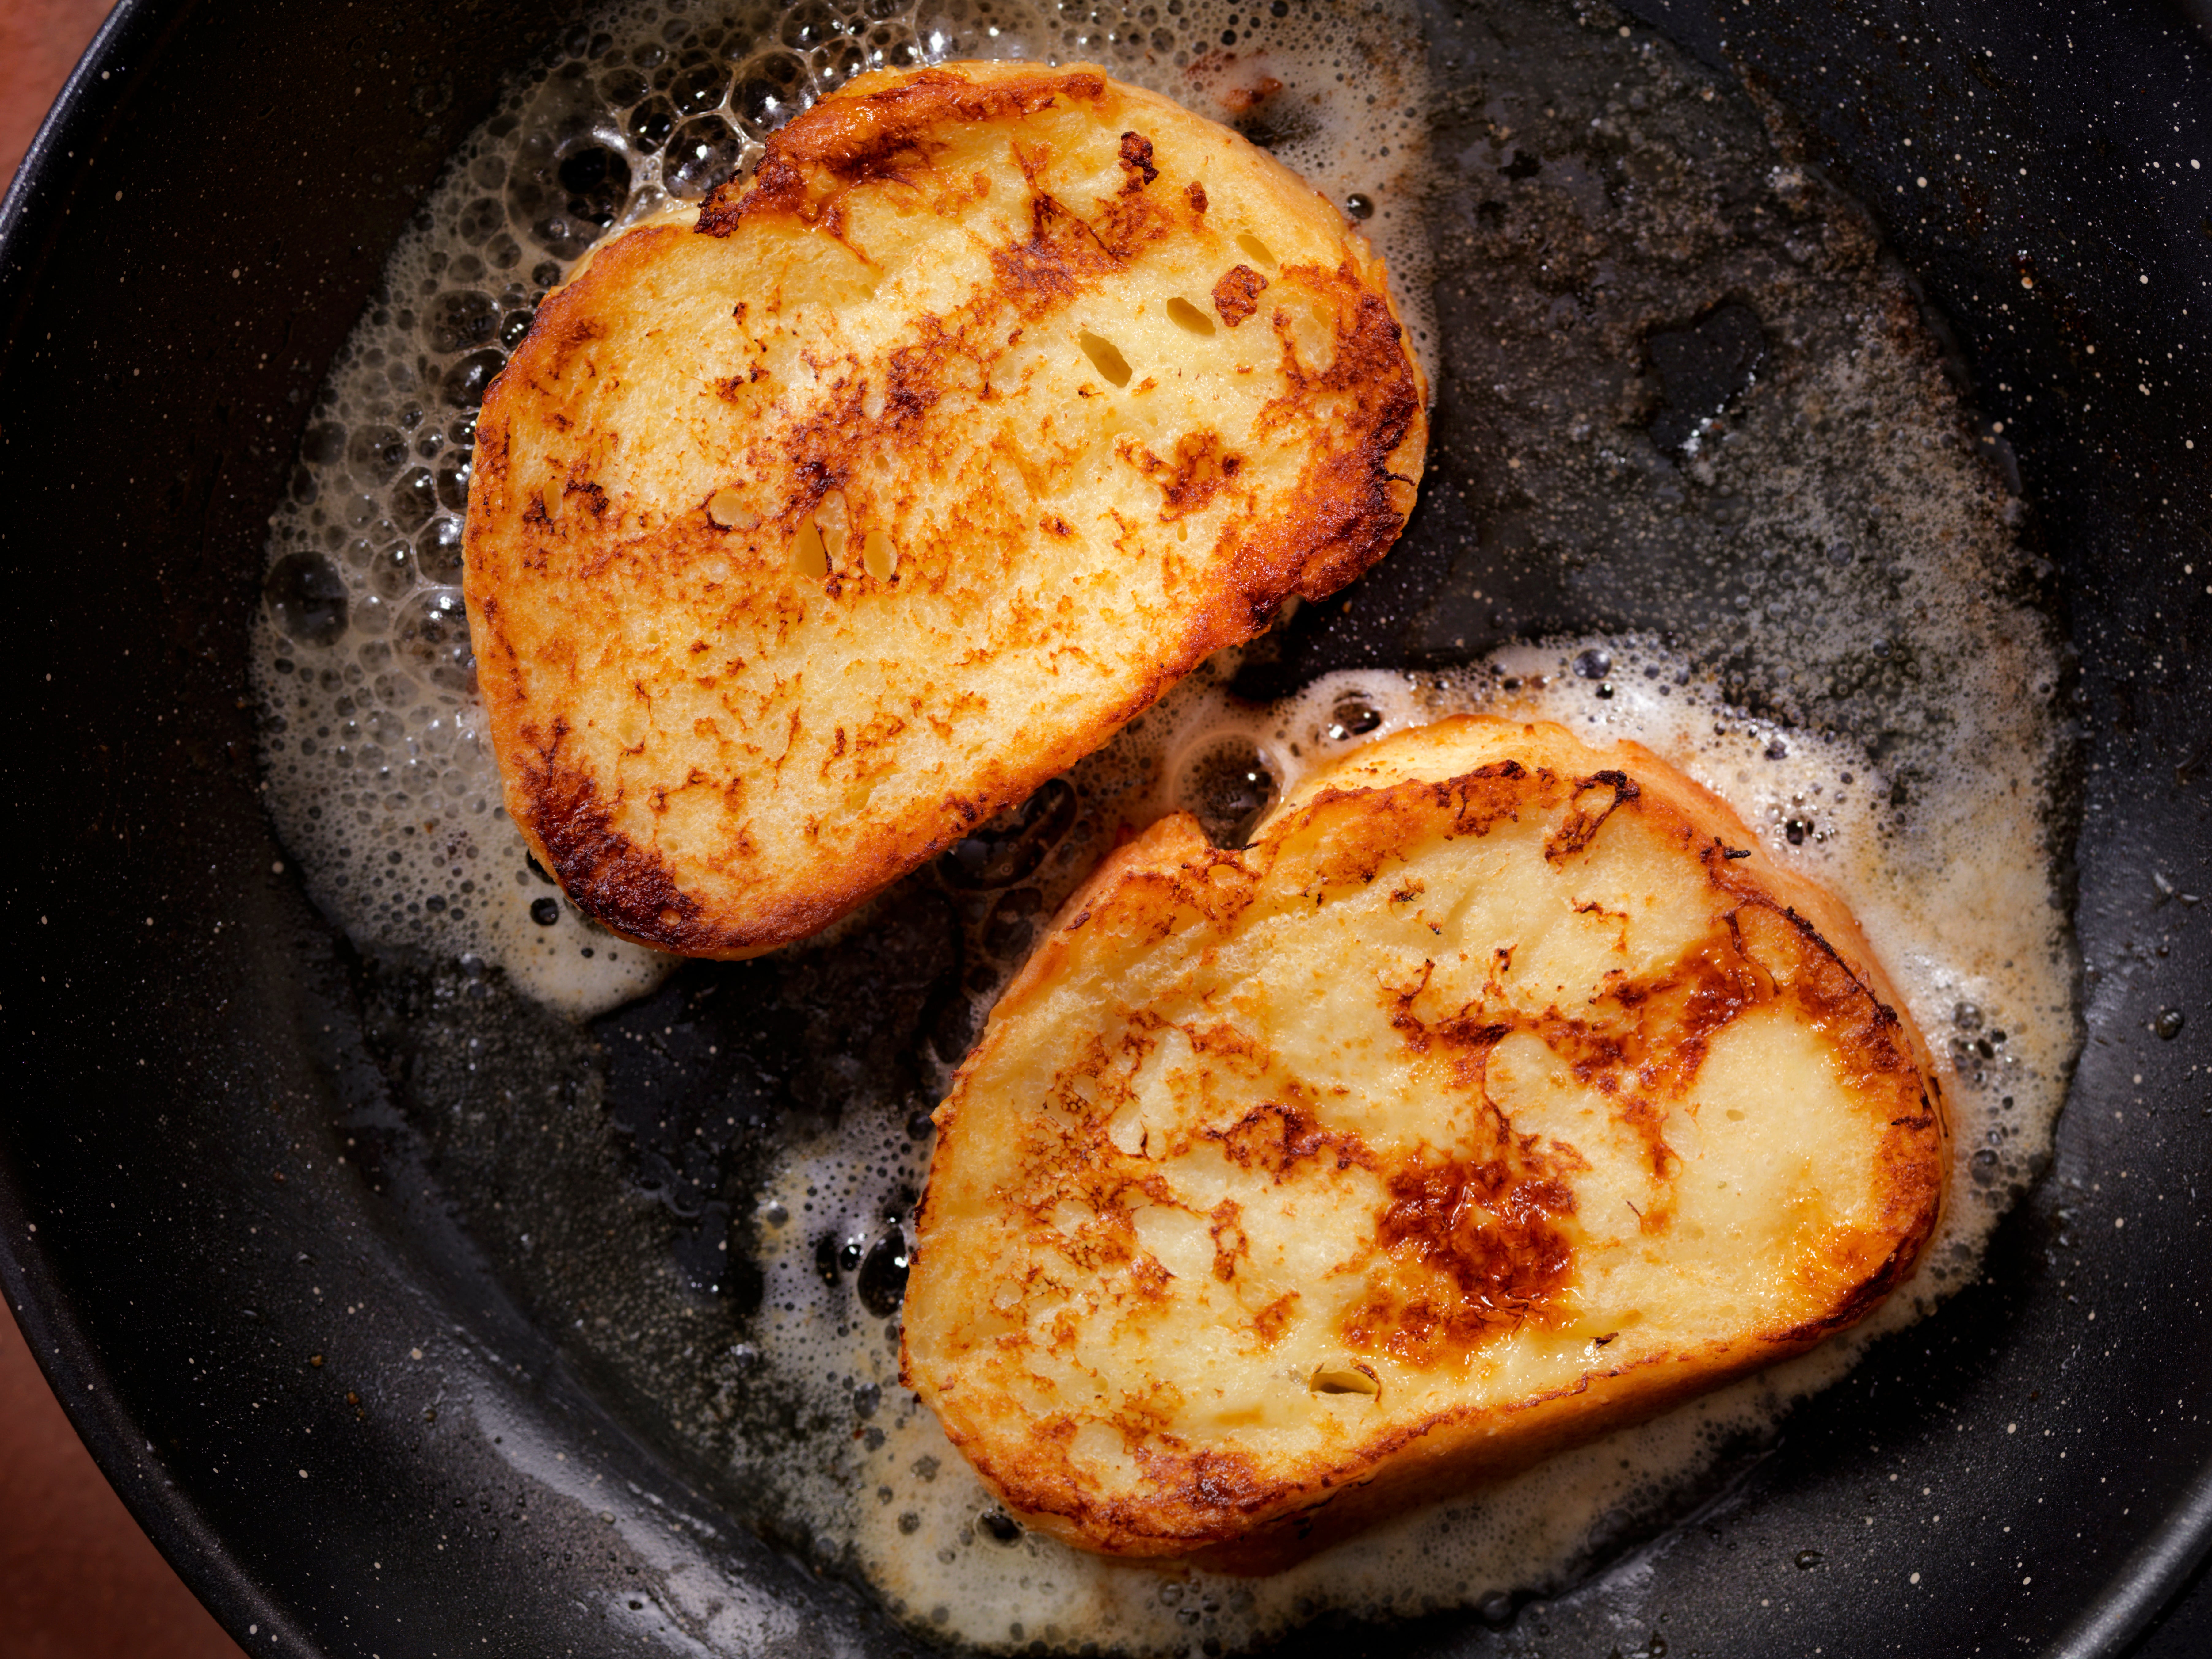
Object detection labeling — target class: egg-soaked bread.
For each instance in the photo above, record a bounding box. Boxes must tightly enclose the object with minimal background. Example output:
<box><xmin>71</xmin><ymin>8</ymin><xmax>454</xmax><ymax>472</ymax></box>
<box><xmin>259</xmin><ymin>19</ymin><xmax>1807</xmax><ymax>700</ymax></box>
<box><xmin>902</xmin><ymin>716</ymin><xmax>1948</xmax><ymax>1568</ymax></box>
<box><xmin>463</xmin><ymin>61</ymin><xmax>1427</xmax><ymax>955</ymax></box>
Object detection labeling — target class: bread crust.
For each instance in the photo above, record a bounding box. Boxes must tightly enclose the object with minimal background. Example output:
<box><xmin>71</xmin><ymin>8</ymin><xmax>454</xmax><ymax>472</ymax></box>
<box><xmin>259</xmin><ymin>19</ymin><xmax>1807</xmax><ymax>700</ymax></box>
<box><xmin>463</xmin><ymin>61</ymin><xmax>1427</xmax><ymax>955</ymax></box>
<box><xmin>902</xmin><ymin>717</ymin><xmax>1948</xmax><ymax>1568</ymax></box>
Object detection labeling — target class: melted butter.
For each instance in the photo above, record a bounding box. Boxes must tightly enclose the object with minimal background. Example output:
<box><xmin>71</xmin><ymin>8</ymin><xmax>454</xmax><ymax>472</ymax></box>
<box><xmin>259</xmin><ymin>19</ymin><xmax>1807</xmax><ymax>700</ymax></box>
<box><xmin>250</xmin><ymin>0</ymin><xmax>2074</xmax><ymax>1649</ymax></box>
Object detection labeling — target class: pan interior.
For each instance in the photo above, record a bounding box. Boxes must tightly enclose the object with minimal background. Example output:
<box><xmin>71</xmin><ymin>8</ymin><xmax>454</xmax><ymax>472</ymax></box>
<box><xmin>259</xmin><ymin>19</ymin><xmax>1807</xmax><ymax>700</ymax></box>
<box><xmin>246</xmin><ymin>0</ymin><xmax>2078</xmax><ymax>1651</ymax></box>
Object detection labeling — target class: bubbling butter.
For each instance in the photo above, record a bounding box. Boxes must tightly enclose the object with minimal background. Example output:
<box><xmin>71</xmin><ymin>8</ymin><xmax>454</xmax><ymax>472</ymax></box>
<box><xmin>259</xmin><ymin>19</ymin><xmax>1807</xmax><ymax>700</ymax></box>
<box><xmin>251</xmin><ymin>0</ymin><xmax>2074</xmax><ymax>1651</ymax></box>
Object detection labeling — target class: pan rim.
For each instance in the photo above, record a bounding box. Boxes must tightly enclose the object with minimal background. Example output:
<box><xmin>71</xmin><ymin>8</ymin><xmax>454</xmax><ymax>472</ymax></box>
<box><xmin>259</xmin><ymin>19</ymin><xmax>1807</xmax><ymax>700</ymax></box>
<box><xmin>1</xmin><ymin>1</ymin><xmax>2206</xmax><ymax>1654</ymax></box>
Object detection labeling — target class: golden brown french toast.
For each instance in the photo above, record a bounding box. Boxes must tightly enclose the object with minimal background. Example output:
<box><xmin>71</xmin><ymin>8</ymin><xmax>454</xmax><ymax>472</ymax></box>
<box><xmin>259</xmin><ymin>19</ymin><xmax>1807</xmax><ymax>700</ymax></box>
<box><xmin>901</xmin><ymin>716</ymin><xmax>1947</xmax><ymax>1568</ymax></box>
<box><xmin>463</xmin><ymin>60</ymin><xmax>1427</xmax><ymax>955</ymax></box>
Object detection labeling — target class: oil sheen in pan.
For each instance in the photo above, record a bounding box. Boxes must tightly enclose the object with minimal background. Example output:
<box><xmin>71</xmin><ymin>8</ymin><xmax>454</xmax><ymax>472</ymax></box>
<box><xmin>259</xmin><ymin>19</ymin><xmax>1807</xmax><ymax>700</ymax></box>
<box><xmin>249</xmin><ymin>0</ymin><xmax>2077</xmax><ymax>1653</ymax></box>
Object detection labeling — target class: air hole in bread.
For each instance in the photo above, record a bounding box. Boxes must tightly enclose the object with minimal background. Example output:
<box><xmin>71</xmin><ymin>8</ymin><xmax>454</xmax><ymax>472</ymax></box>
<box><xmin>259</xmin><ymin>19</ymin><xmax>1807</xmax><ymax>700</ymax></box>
<box><xmin>1235</xmin><ymin>231</ymin><xmax>1276</xmax><ymax>266</ymax></box>
<box><xmin>1077</xmin><ymin>330</ymin><xmax>1133</xmax><ymax>387</ymax></box>
<box><xmin>707</xmin><ymin>487</ymin><xmax>758</xmax><ymax>530</ymax></box>
<box><xmin>863</xmin><ymin>528</ymin><xmax>898</xmax><ymax>581</ymax></box>
<box><xmin>792</xmin><ymin>520</ymin><xmax>829</xmax><ymax>580</ymax></box>
<box><xmin>1309</xmin><ymin>1364</ymin><xmax>1380</xmax><ymax>1398</ymax></box>
<box><xmin>1165</xmin><ymin>297</ymin><xmax>1216</xmax><ymax>336</ymax></box>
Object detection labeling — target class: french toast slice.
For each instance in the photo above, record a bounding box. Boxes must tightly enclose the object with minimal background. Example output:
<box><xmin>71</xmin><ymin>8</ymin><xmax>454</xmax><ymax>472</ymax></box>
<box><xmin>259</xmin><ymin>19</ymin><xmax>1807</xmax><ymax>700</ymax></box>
<box><xmin>463</xmin><ymin>61</ymin><xmax>1427</xmax><ymax>956</ymax></box>
<box><xmin>902</xmin><ymin>716</ymin><xmax>1947</xmax><ymax>1568</ymax></box>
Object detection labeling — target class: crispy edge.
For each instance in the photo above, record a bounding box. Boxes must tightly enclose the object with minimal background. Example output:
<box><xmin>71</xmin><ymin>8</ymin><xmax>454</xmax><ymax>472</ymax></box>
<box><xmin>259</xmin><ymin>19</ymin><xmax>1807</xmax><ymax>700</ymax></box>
<box><xmin>463</xmin><ymin>225</ymin><xmax>799</xmax><ymax>957</ymax></box>
<box><xmin>904</xmin><ymin>721</ymin><xmax>1949</xmax><ymax>1564</ymax></box>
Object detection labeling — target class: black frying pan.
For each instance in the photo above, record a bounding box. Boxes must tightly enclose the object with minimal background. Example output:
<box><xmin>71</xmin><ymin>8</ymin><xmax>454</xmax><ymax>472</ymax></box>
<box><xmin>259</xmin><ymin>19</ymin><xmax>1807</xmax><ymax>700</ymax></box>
<box><xmin>3</xmin><ymin>1</ymin><xmax>2208</xmax><ymax>1655</ymax></box>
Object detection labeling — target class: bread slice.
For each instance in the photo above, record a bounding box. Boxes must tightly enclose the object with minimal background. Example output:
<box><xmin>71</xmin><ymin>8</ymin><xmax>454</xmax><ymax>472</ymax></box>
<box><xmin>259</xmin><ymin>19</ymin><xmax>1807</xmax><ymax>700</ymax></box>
<box><xmin>901</xmin><ymin>716</ymin><xmax>1948</xmax><ymax>1568</ymax></box>
<box><xmin>463</xmin><ymin>60</ymin><xmax>1427</xmax><ymax>956</ymax></box>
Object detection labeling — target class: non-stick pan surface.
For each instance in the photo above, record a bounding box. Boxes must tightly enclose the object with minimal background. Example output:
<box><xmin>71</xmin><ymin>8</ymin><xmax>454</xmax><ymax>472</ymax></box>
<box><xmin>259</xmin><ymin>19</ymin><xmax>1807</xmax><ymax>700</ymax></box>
<box><xmin>3</xmin><ymin>1</ymin><xmax>2207</xmax><ymax>1654</ymax></box>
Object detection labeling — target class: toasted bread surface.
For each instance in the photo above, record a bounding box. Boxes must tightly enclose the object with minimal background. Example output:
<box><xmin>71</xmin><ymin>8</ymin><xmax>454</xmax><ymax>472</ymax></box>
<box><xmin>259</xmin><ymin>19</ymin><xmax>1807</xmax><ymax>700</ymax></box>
<box><xmin>463</xmin><ymin>60</ymin><xmax>1427</xmax><ymax>955</ymax></box>
<box><xmin>902</xmin><ymin>716</ymin><xmax>1947</xmax><ymax>1566</ymax></box>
